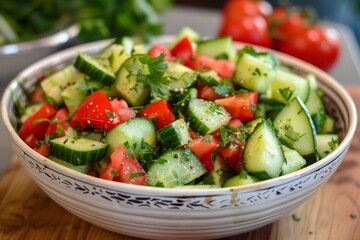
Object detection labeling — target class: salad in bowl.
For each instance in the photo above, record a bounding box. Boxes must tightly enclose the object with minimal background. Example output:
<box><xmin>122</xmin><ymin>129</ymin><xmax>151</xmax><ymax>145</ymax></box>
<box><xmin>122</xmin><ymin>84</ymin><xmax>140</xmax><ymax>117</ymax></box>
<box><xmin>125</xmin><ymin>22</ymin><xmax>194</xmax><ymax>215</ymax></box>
<box><xmin>14</xmin><ymin>27</ymin><xmax>340</xmax><ymax>189</ymax></box>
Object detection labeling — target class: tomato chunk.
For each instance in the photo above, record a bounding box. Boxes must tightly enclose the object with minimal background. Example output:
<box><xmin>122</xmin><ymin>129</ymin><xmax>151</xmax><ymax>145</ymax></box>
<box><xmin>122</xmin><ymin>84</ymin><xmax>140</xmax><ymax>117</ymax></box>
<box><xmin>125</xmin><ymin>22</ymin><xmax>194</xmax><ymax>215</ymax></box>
<box><xmin>188</xmin><ymin>135</ymin><xmax>219</xmax><ymax>172</ymax></box>
<box><xmin>100</xmin><ymin>145</ymin><xmax>147</xmax><ymax>185</ymax></box>
<box><xmin>140</xmin><ymin>99</ymin><xmax>175</xmax><ymax>129</ymax></box>
<box><xmin>147</xmin><ymin>44</ymin><xmax>175</xmax><ymax>61</ymax></box>
<box><xmin>111</xmin><ymin>99</ymin><xmax>136</xmax><ymax>123</ymax></box>
<box><xmin>18</xmin><ymin>102</ymin><xmax>57</xmax><ymax>148</ymax></box>
<box><xmin>170</xmin><ymin>37</ymin><xmax>194</xmax><ymax>64</ymax></box>
<box><xmin>70</xmin><ymin>90</ymin><xmax>121</xmax><ymax>132</ymax></box>
<box><xmin>215</xmin><ymin>92</ymin><xmax>259</xmax><ymax>122</ymax></box>
<box><xmin>46</xmin><ymin>107</ymin><xmax>71</xmax><ymax>139</ymax></box>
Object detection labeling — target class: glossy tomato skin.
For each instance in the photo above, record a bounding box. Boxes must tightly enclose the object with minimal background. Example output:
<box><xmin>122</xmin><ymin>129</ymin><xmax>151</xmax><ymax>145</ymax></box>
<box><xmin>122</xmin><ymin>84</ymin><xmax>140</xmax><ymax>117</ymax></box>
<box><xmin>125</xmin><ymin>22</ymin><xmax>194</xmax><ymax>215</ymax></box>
<box><xmin>197</xmin><ymin>83</ymin><xmax>222</xmax><ymax>101</ymax></box>
<box><xmin>187</xmin><ymin>55</ymin><xmax>235</xmax><ymax>79</ymax></box>
<box><xmin>219</xmin><ymin>14</ymin><xmax>273</xmax><ymax>48</ymax></box>
<box><xmin>215</xmin><ymin>91</ymin><xmax>259</xmax><ymax>122</ymax></box>
<box><xmin>188</xmin><ymin>135</ymin><xmax>220</xmax><ymax>172</ymax></box>
<box><xmin>18</xmin><ymin>102</ymin><xmax>57</xmax><ymax>148</ymax></box>
<box><xmin>147</xmin><ymin>44</ymin><xmax>175</xmax><ymax>61</ymax></box>
<box><xmin>140</xmin><ymin>99</ymin><xmax>175</xmax><ymax>129</ymax></box>
<box><xmin>170</xmin><ymin>37</ymin><xmax>194</xmax><ymax>64</ymax></box>
<box><xmin>70</xmin><ymin>90</ymin><xmax>121</xmax><ymax>132</ymax></box>
<box><xmin>278</xmin><ymin>26</ymin><xmax>340</xmax><ymax>71</ymax></box>
<box><xmin>223</xmin><ymin>0</ymin><xmax>273</xmax><ymax>18</ymax></box>
<box><xmin>100</xmin><ymin>144</ymin><xmax>147</xmax><ymax>185</ymax></box>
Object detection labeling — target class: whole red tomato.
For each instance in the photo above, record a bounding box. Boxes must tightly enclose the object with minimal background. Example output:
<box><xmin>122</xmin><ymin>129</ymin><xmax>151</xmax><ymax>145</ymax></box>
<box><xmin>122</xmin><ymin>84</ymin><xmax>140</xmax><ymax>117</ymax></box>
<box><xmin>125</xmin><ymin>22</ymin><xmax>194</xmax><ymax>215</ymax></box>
<box><xmin>268</xmin><ymin>7</ymin><xmax>309</xmax><ymax>42</ymax></box>
<box><xmin>223</xmin><ymin>0</ymin><xmax>273</xmax><ymax>18</ymax></box>
<box><xmin>219</xmin><ymin>14</ymin><xmax>273</xmax><ymax>48</ymax></box>
<box><xmin>277</xmin><ymin>25</ymin><xmax>340</xmax><ymax>71</ymax></box>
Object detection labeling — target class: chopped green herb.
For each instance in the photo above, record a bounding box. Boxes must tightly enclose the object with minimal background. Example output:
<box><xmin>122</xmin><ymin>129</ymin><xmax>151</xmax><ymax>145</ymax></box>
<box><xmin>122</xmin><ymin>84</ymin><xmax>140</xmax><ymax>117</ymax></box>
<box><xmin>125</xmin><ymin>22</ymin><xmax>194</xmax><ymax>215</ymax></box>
<box><xmin>278</xmin><ymin>87</ymin><xmax>294</xmax><ymax>103</ymax></box>
<box><xmin>130</xmin><ymin>171</ymin><xmax>145</xmax><ymax>178</ymax></box>
<box><xmin>105</xmin><ymin>110</ymin><xmax>116</xmax><ymax>119</ymax></box>
<box><xmin>291</xmin><ymin>214</ymin><xmax>301</xmax><ymax>222</ymax></box>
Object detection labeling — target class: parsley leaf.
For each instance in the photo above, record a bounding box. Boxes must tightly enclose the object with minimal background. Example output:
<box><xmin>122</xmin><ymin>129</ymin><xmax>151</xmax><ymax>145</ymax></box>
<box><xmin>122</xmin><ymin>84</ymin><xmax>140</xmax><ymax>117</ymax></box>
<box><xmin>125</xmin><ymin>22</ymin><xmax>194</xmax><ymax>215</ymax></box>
<box><xmin>278</xmin><ymin>87</ymin><xmax>294</xmax><ymax>103</ymax></box>
<box><xmin>128</xmin><ymin>53</ymin><xmax>171</xmax><ymax>100</ymax></box>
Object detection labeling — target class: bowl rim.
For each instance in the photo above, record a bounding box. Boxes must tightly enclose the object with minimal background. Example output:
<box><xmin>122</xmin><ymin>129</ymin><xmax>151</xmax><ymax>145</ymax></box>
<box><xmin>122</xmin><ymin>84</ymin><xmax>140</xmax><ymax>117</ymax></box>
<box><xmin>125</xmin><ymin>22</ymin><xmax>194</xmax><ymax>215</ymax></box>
<box><xmin>1</xmin><ymin>35</ymin><xmax>357</xmax><ymax>196</ymax></box>
<box><xmin>0</xmin><ymin>24</ymin><xmax>80</xmax><ymax>56</ymax></box>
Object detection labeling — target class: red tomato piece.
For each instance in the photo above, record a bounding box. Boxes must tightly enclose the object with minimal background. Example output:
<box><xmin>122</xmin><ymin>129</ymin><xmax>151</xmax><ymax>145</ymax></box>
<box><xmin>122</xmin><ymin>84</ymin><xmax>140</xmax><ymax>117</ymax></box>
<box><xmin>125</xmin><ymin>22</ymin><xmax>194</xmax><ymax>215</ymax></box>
<box><xmin>46</xmin><ymin>107</ymin><xmax>71</xmax><ymax>138</ymax></box>
<box><xmin>147</xmin><ymin>44</ymin><xmax>175</xmax><ymax>61</ymax></box>
<box><xmin>188</xmin><ymin>135</ymin><xmax>220</xmax><ymax>172</ymax></box>
<box><xmin>170</xmin><ymin>37</ymin><xmax>194</xmax><ymax>64</ymax></box>
<box><xmin>211</xmin><ymin>59</ymin><xmax>235</xmax><ymax>79</ymax></box>
<box><xmin>215</xmin><ymin>91</ymin><xmax>259</xmax><ymax>122</ymax></box>
<box><xmin>139</xmin><ymin>99</ymin><xmax>175</xmax><ymax>129</ymax></box>
<box><xmin>29</xmin><ymin>87</ymin><xmax>45</xmax><ymax>103</ymax></box>
<box><xmin>111</xmin><ymin>99</ymin><xmax>136</xmax><ymax>123</ymax></box>
<box><xmin>70</xmin><ymin>90</ymin><xmax>121</xmax><ymax>132</ymax></box>
<box><xmin>218</xmin><ymin>14</ymin><xmax>273</xmax><ymax>48</ymax></box>
<box><xmin>218</xmin><ymin>138</ymin><xmax>245</xmax><ymax>173</ymax></box>
<box><xmin>100</xmin><ymin>144</ymin><xmax>147</xmax><ymax>185</ymax></box>
<box><xmin>277</xmin><ymin>25</ymin><xmax>340</xmax><ymax>71</ymax></box>
<box><xmin>187</xmin><ymin>55</ymin><xmax>235</xmax><ymax>79</ymax></box>
<box><xmin>223</xmin><ymin>0</ymin><xmax>273</xmax><ymax>18</ymax></box>
<box><xmin>186</xmin><ymin>54</ymin><xmax>216</xmax><ymax>70</ymax></box>
<box><xmin>18</xmin><ymin>102</ymin><xmax>57</xmax><ymax>148</ymax></box>
<box><xmin>34</xmin><ymin>143</ymin><xmax>51</xmax><ymax>157</ymax></box>
<box><xmin>197</xmin><ymin>83</ymin><xmax>222</xmax><ymax>101</ymax></box>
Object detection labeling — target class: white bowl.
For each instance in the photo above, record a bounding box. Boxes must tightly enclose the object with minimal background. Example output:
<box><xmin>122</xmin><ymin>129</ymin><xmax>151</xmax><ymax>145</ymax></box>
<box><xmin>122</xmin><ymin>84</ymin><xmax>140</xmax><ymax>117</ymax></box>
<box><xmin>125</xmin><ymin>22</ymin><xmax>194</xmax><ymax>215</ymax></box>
<box><xmin>0</xmin><ymin>24</ymin><xmax>79</xmax><ymax>83</ymax></box>
<box><xmin>1</xmin><ymin>36</ymin><xmax>357</xmax><ymax>240</ymax></box>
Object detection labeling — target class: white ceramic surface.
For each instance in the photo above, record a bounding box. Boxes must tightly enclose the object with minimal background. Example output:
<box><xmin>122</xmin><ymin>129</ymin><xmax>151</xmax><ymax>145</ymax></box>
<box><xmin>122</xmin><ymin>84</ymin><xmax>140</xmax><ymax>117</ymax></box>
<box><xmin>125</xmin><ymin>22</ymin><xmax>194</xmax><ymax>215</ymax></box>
<box><xmin>1</xmin><ymin>37</ymin><xmax>357</xmax><ymax>240</ymax></box>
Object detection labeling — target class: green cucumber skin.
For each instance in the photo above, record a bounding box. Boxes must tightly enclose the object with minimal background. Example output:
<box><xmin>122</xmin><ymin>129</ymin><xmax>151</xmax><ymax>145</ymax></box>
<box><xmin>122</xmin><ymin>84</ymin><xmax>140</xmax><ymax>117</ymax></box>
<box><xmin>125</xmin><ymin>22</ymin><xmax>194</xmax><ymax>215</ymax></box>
<box><xmin>49</xmin><ymin>136</ymin><xmax>108</xmax><ymax>166</ymax></box>
<box><xmin>147</xmin><ymin>148</ymin><xmax>207</xmax><ymax>188</ymax></box>
<box><xmin>114</xmin><ymin>55</ymin><xmax>151</xmax><ymax>106</ymax></box>
<box><xmin>158</xmin><ymin>119</ymin><xmax>191</xmax><ymax>149</ymax></box>
<box><xmin>244</xmin><ymin>120</ymin><xmax>285</xmax><ymax>180</ymax></box>
<box><xmin>74</xmin><ymin>53</ymin><xmax>116</xmax><ymax>86</ymax></box>
<box><xmin>187</xmin><ymin>98</ymin><xmax>231</xmax><ymax>135</ymax></box>
<box><xmin>273</xmin><ymin>96</ymin><xmax>317</xmax><ymax>164</ymax></box>
<box><xmin>105</xmin><ymin>118</ymin><xmax>157</xmax><ymax>154</ymax></box>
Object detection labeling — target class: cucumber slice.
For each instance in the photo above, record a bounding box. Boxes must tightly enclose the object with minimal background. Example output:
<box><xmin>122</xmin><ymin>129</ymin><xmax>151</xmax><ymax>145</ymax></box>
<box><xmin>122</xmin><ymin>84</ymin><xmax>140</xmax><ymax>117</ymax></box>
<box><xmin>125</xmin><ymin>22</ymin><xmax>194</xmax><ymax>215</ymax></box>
<box><xmin>244</xmin><ymin>120</ymin><xmax>285</xmax><ymax>180</ymax></box>
<box><xmin>281</xmin><ymin>145</ymin><xmax>307</xmax><ymax>175</ymax></box>
<box><xmin>166</xmin><ymin>62</ymin><xmax>197</xmax><ymax>91</ymax></box>
<box><xmin>158</xmin><ymin>118</ymin><xmax>191</xmax><ymax>149</ymax></box>
<box><xmin>147</xmin><ymin>148</ymin><xmax>207</xmax><ymax>187</ymax></box>
<box><xmin>40</xmin><ymin>65</ymin><xmax>82</xmax><ymax>105</ymax></box>
<box><xmin>267</xmin><ymin>68</ymin><xmax>310</xmax><ymax>103</ymax></box>
<box><xmin>197</xmin><ymin>36</ymin><xmax>236</xmax><ymax>60</ymax></box>
<box><xmin>61</xmin><ymin>77</ymin><xmax>87</xmax><ymax>116</ymax></box>
<box><xmin>273</xmin><ymin>97</ymin><xmax>318</xmax><ymax>164</ymax></box>
<box><xmin>114</xmin><ymin>55</ymin><xmax>151</xmax><ymax>106</ymax></box>
<box><xmin>105</xmin><ymin>118</ymin><xmax>157</xmax><ymax>154</ymax></box>
<box><xmin>74</xmin><ymin>53</ymin><xmax>116</xmax><ymax>86</ymax></box>
<box><xmin>49</xmin><ymin>156</ymin><xmax>90</xmax><ymax>174</ymax></box>
<box><xmin>245</xmin><ymin>117</ymin><xmax>263</xmax><ymax>134</ymax></box>
<box><xmin>49</xmin><ymin>136</ymin><xmax>108</xmax><ymax>166</ymax></box>
<box><xmin>223</xmin><ymin>170</ymin><xmax>259</xmax><ymax>187</ymax></box>
<box><xmin>233</xmin><ymin>53</ymin><xmax>275</xmax><ymax>93</ymax></box>
<box><xmin>317</xmin><ymin>134</ymin><xmax>339</xmax><ymax>159</ymax></box>
<box><xmin>99</xmin><ymin>43</ymin><xmax>131</xmax><ymax>73</ymax></box>
<box><xmin>319</xmin><ymin>116</ymin><xmax>336</xmax><ymax>134</ymax></box>
<box><xmin>187</xmin><ymin>98</ymin><xmax>231</xmax><ymax>135</ymax></box>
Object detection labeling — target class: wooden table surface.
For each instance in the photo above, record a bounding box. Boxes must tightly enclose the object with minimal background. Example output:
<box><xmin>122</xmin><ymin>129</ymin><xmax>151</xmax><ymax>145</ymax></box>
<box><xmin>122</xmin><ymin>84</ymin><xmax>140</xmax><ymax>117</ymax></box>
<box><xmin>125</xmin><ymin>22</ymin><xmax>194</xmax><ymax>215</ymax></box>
<box><xmin>0</xmin><ymin>87</ymin><xmax>359</xmax><ymax>240</ymax></box>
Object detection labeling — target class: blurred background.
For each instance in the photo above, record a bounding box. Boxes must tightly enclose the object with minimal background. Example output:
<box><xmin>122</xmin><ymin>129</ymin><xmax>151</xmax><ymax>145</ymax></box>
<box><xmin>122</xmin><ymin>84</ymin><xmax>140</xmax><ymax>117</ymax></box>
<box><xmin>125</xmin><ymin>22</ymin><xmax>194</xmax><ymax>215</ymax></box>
<box><xmin>175</xmin><ymin>0</ymin><xmax>360</xmax><ymax>48</ymax></box>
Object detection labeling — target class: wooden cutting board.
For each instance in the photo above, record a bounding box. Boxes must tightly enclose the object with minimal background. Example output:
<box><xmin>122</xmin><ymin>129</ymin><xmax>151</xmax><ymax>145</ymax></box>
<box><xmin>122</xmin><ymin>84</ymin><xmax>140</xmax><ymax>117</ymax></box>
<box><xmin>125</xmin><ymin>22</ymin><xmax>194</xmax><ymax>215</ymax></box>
<box><xmin>1</xmin><ymin>87</ymin><xmax>360</xmax><ymax>240</ymax></box>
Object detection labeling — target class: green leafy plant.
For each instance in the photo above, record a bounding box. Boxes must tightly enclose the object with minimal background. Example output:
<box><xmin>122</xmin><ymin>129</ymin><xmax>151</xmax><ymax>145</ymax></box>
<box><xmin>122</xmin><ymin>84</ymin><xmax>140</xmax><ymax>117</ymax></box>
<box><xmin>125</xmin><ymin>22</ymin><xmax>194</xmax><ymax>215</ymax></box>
<box><xmin>0</xmin><ymin>0</ymin><xmax>172</xmax><ymax>45</ymax></box>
